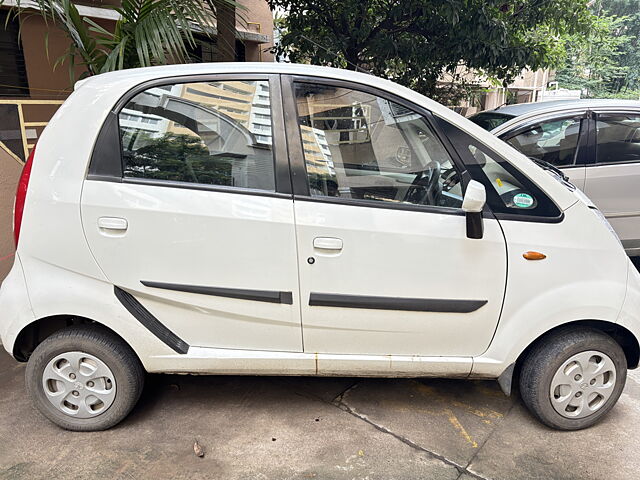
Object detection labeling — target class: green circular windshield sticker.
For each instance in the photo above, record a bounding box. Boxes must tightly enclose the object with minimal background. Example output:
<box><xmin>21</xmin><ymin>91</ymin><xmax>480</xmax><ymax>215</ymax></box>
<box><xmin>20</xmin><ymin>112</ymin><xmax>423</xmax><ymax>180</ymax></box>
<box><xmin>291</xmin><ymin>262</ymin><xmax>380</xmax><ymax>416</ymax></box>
<box><xmin>513</xmin><ymin>193</ymin><xmax>535</xmax><ymax>208</ymax></box>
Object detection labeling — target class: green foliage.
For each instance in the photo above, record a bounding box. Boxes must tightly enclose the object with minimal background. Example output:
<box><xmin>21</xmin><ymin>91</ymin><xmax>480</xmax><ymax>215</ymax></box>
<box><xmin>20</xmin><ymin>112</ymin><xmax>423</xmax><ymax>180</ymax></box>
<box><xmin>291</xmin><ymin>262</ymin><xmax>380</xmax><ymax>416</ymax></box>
<box><xmin>268</xmin><ymin>0</ymin><xmax>595</xmax><ymax>101</ymax></box>
<box><xmin>555</xmin><ymin>14</ymin><xmax>630</xmax><ymax>96</ymax></box>
<box><xmin>600</xmin><ymin>0</ymin><xmax>640</xmax><ymax>92</ymax></box>
<box><xmin>8</xmin><ymin>0</ymin><xmax>240</xmax><ymax>82</ymax></box>
<box><xmin>555</xmin><ymin>0</ymin><xmax>640</xmax><ymax>97</ymax></box>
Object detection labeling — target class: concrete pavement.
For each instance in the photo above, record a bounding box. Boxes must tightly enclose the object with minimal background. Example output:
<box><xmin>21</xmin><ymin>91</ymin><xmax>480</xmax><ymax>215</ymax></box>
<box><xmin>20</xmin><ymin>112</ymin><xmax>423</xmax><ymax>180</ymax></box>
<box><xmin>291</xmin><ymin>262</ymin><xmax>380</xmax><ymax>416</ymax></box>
<box><xmin>1</xmin><ymin>349</ymin><xmax>639</xmax><ymax>480</ymax></box>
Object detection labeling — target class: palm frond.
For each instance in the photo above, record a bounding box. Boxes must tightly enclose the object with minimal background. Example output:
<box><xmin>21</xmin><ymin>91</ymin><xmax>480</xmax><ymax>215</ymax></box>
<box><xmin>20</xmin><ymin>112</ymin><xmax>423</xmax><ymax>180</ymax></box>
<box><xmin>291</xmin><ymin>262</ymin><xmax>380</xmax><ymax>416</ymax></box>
<box><xmin>10</xmin><ymin>0</ymin><xmax>242</xmax><ymax>80</ymax></box>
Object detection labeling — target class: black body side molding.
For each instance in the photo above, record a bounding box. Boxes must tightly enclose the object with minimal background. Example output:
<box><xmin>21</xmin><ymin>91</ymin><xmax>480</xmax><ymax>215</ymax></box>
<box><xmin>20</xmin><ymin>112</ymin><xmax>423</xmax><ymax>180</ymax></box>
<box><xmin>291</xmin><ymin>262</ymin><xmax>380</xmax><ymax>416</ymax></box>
<box><xmin>114</xmin><ymin>286</ymin><xmax>189</xmax><ymax>354</ymax></box>
<box><xmin>140</xmin><ymin>281</ymin><xmax>293</xmax><ymax>305</ymax></box>
<box><xmin>309</xmin><ymin>293</ymin><xmax>487</xmax><ymax>313</ymax></box>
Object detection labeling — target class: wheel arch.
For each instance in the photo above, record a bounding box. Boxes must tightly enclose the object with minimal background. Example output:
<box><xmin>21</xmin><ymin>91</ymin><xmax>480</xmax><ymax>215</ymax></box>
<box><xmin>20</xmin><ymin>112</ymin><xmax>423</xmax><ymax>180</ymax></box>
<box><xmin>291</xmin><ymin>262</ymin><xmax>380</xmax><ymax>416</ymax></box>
<box><xmin>497</xmin><ymin>319</ymin><xmax>640</xmax><ymax>395</ymax></box>
<box><xmin>12</xmin><ymin>315</ymin><xmax>144</xmax><ymax>369</ymax></box>
<box><xmin>520</xmin><ymin>320</ymin><xmax>639</xmax><ymax>369</ymax></box>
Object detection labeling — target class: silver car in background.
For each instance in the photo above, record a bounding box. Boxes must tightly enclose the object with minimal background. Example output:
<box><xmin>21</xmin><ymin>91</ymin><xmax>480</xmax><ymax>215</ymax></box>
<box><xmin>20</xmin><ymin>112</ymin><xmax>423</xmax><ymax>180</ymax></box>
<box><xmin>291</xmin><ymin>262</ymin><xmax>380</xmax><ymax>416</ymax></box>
<box><xmin>470</xmin><ymin>99</ymin><xmax>640</xmax><ymax>256</ymax></box>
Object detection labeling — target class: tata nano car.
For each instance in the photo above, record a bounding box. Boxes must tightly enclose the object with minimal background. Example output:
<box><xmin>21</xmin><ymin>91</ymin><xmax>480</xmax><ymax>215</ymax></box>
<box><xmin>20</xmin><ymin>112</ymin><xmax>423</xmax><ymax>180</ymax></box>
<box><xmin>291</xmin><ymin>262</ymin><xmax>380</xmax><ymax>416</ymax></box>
<box><xmin>469</xmin><ymin>99</ymin><xmax>640</xmax><ymax>256</ymax></box>
<box><xmin>2</xmin><ymin>64</ymin><xmax>640</xmax><ymax>432</ymax></box>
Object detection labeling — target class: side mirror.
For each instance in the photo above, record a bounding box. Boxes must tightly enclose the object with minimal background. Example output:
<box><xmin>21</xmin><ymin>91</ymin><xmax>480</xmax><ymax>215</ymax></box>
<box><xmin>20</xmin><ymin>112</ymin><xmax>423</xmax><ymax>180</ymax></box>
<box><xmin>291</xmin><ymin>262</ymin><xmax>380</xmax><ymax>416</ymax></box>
<box><xmin>462</xmin><ymin>180</ymin><xmax>486</xmax><ymax>239</ymax></box>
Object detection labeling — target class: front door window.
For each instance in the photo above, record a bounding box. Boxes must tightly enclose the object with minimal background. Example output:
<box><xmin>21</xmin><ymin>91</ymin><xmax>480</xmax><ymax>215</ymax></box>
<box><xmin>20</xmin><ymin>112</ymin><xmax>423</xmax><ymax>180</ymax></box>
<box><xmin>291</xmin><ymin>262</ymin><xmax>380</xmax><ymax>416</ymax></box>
<box><xmin>294</xmin><ymin>83</ymin><xmax>463</xmax><ymax>209</ymax></box>
<box><xmin>505</xmin><ymin>117</ymin><xmax>583</xmax><ymax>167</ymax></box>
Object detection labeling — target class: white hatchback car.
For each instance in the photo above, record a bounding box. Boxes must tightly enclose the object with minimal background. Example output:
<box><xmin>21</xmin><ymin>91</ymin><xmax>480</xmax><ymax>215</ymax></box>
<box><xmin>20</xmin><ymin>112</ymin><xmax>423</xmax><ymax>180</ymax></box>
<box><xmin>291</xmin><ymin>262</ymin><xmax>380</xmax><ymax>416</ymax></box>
<box><xmin>2</xmin><ymin>64</ymin><xmax>640</xmax><ymax>432</ymax></box>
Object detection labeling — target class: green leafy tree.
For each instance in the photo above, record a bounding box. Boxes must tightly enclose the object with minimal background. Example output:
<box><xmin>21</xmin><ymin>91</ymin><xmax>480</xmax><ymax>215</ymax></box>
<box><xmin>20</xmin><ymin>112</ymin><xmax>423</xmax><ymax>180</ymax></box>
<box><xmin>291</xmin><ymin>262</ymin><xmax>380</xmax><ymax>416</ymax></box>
<box><xmin>599</xmin><ymin>0</ymin><xmax>640</xmax><ymax>92</ymax></box>
<box><xmin>268</xmin><ymin>0</ymin><xmax>595</xmax><ymax>101</ymax></box>
<box><xmin>555</xmin><ymin>0</ymin><xmax>639</xmax><ymax>97</ymax></box>
<box><xmin>8</xmin><ymin>0</ymin><xmax>242</xmax><ymax>81</ymax></box>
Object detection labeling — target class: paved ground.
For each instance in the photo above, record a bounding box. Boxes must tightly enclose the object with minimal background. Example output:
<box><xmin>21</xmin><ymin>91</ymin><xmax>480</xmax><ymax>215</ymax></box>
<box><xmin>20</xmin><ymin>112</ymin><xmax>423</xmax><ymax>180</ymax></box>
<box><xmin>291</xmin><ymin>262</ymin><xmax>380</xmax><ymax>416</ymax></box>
<box><xmin>1</xmin><ymin>350</ymin><xmax>640</xmax><ymax>480</ymax></box>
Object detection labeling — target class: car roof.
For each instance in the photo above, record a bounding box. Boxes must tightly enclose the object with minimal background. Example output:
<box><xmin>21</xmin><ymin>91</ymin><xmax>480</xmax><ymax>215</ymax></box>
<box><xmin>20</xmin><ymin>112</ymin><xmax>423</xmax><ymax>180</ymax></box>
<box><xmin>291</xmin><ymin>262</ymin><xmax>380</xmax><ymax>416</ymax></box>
<box><xmin>491</xmin><ymin>98</ymin><xmax>640</xmax><ymax>117</ymax></box>
<box><xmin>76</xmin><ymin>61</ymin><xmax>458</xmax><ymax>119</ymax></box>
<box><xmin>75</xmin><ymin>62</ymin><xmax>390</xmax><ymax>93</ymax></box>
<box><xmin>48</xmin><ymin>61</ymin><xmax>579</xmax><ymax>213</ymax></box>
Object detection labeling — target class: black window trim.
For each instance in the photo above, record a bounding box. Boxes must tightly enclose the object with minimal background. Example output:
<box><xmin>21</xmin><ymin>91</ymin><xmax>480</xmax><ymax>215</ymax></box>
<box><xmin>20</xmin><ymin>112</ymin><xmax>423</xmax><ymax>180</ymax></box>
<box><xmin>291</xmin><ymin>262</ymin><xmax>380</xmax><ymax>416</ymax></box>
<box><xmin>592</xmin><ymin>110</ymin><xmax>640</xmax><ymax>167</ymax></box>
<box><xmin>280</xmin><ymin>74</ymin><xmax>472</xmax><ymax>217</ymax></box>
<box><xmin>500</xmin><ymin>112</ymin><xmax>590</xmax><ymax>167</ymax></box>
<box><xmin>121</xmin><ymin>176</ymin><xmax>291</xmax><ymax>200</ymax></box>
<box><xmin>87</xmin><ymin>73</ymin><xmax>293</xmax><ymax>197</ymax></box>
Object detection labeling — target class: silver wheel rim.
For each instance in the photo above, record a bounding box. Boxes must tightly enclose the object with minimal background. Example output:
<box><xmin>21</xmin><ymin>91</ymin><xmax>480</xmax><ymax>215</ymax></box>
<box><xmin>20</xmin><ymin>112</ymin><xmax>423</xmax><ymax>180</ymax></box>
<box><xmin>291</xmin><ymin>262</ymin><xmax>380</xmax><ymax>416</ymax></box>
<box><xmin>549</xmin><ymin>350</ymin><xmax>617</xmax><ymax>419</ymax></box>
<box><xmin>41</xmin><ymin>351</ymin><xmax>116</xmax><ymax>419</ymax></box>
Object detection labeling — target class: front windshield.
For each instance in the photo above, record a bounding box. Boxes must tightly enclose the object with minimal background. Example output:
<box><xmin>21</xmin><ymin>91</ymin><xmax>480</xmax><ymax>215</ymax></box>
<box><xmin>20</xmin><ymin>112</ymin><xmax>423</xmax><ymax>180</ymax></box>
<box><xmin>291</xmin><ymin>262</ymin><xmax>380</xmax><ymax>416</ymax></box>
<box><xmin>468</xmin><ymin>111</ymin><xmax>515</xmax><ymax>131</ymax></box>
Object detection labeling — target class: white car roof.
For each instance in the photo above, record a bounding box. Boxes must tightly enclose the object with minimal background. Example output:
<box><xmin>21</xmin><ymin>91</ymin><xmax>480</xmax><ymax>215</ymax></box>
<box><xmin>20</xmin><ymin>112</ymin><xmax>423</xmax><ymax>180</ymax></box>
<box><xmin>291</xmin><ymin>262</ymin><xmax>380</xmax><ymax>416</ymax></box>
<box><xmin>76</xmin><ymin>62</ymin><xmax>464</xmax><ymax>120</ymax></box>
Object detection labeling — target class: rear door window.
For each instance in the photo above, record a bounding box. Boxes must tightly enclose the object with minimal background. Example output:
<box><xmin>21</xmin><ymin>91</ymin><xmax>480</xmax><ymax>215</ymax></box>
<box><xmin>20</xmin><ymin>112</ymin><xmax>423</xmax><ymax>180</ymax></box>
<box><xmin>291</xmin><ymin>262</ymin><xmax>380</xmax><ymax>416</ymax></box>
<box><xmin>118</xmin><ymin>80</ymin><xmax>276</xmax><ymax>191</ymax></box>
<box><xmin>595</xmin><ymin>114</ymin><xmax>640</xmax><ymax>165</ymax></box>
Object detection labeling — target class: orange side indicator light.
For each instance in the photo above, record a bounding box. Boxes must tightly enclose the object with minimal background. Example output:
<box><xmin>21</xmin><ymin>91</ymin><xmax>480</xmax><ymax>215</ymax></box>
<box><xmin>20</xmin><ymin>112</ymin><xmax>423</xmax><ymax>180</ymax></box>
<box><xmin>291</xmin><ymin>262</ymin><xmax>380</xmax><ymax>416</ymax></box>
<box><xmin>523</xmin><ymin>251</ymin><xmax>546</xmax><ymax>261</ymax></box>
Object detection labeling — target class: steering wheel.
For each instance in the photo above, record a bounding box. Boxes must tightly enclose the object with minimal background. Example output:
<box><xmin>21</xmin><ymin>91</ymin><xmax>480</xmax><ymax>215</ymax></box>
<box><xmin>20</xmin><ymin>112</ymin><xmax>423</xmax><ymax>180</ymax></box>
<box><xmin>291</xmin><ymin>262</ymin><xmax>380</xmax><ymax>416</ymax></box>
<box><xmin>404</xmin><ymin>161</ymin><xmax>441</xmax><ymax>205</ymax></box>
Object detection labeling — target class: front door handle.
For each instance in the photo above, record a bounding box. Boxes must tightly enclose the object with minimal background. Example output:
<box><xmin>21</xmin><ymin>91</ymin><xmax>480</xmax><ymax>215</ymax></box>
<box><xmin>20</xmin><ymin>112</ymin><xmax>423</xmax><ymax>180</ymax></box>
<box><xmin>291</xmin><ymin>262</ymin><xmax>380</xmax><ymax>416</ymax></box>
<box><xmin>313</xmin><ymin>237</ymin><xmax>343</xmax><ymax>251</ymax></box>
<box><xmin>98</xmin><ymin>216</ymin><xmax>128</xmax><ymax>231</ymax></box>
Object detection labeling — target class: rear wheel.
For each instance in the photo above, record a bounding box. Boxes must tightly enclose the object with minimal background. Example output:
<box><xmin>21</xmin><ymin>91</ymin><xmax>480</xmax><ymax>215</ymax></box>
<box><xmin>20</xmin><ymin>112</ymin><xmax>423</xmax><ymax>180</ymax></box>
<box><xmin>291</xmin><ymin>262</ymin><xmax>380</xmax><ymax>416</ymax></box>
<box><xmin>519</xmin><ymin>327</ymin><xmax>627</xmax><ymax>430</ymax></box>
<box><xmin>25</xmin><ymin>325</ymin><xmax>144</xmax><ymax>431</ymax></box>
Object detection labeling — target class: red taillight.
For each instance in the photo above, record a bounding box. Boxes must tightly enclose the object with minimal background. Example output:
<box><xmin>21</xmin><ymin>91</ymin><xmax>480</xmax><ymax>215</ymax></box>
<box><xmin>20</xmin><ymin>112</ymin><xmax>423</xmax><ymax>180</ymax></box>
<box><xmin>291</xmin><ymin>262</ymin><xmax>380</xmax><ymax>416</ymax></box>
<box><xmin>14</xmin><ymin>147</ymin><xmax>35</xmax><ymax>247</ymax></box>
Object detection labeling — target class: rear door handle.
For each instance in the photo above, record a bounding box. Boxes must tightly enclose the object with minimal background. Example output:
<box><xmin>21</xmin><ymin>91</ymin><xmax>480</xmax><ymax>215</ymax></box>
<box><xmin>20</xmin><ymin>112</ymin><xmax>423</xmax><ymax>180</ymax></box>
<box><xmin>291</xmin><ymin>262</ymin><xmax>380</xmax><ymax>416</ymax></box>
<box><xmin>313</xmin><ymin>237</ymin><xmax>343</xmax><ymax>251</ymax></box>
<box><xmin>98</xmin><ymin>217</ymin><xmax>128</xmax><ymax>231</ymax></box>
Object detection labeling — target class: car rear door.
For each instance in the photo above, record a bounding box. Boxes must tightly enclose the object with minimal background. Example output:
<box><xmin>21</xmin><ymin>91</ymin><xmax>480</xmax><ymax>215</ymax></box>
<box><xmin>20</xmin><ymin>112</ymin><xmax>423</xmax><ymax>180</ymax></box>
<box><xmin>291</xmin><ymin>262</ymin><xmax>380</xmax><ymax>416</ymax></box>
<box><xmin>584</xmin><ymin>110</ymin><xmax>640</xmax><ymax>254</ymax></box>
<box><xmin>80</xmin><ymin>74</ymin><xmax>303</xmax><ymax>352</ymax></box>
<box><xmin>282</xmin><ymin>76</ymin><xmax>508</xmax><ymax>357</ymax></box>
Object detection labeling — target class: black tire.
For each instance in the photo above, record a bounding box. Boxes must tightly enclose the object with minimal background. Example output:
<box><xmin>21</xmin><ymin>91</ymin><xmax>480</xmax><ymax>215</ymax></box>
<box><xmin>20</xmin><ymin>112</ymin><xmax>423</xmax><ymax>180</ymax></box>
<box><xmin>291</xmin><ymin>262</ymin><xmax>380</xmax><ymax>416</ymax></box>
<box><xmin>25</xmin><ymin>325</ymin><xmax>145</xmax><ymax>431</ymax></box>
<box><xmin>519</xmin><ymin>326</ymin><xmax>627</xmax><ymax>430</ymax></box>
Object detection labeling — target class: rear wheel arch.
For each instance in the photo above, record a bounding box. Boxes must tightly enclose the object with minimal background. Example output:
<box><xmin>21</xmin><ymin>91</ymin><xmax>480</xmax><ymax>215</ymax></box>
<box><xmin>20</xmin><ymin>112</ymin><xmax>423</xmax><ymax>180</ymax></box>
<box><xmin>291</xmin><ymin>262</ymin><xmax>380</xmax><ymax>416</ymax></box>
<box><xmin>12</xmin><ymin>315</ymin><xmax>144</xmax><ymax>369</ymax></box>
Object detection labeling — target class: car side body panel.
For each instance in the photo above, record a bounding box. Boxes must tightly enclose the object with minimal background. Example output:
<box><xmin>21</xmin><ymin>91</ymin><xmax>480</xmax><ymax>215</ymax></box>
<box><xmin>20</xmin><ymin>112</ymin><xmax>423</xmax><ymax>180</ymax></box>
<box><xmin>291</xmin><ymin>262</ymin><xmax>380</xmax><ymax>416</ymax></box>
<box><xmin>0</xmin><ymin>64</ymin><xmax>637</xmax><ymax>380</ymax></box>
<box><xmin>472</xmin><ymin>200</ymin><xmax>629</xmax><ymax>377</ymax></box>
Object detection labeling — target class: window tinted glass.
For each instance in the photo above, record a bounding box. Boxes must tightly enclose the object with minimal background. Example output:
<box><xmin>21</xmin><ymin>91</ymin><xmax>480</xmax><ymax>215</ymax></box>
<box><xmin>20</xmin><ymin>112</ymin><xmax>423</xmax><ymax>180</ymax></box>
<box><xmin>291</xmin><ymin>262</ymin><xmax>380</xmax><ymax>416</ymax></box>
<box><xmin>596</xmin><ymin>114</ymin><xmax>640</xmax><ymax>164</ymax></box>
<box><xmin>294</xmin><ymin>83</ymin><xmax>463</xmax><ymax>209</ymax></box>
<box><xmin>505</xmin><ymin>117</ymin><xmax>582</xmax><ymax>166</ymax></box>
<box><xmin>435</xmin><ymin>116</ymin><xmax>562</xmax><ymax>219</ymax></box>
<box><xmin>468</xmin><ymin>112</ymin><xmax>515</xmax><ymax>131</ymax></box>
<box><xmin>119</xmin><ymin>80</ymin><xmax>275</xmax><ymax>191</ymax></box>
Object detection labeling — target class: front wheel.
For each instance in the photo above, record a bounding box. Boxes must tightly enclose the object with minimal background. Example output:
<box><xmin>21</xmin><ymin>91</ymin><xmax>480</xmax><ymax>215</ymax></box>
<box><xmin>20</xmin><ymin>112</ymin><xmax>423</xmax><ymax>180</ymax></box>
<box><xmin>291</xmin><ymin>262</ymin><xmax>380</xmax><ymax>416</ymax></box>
<box><xmin>519</xmin><ymin>327</ymin><xmax>627</xmax><ymax>430</ymax></box>
<box><xmin>25</xmin><ymin>325</ymin><xmax>144</xmax><ymax>431</ymax></box>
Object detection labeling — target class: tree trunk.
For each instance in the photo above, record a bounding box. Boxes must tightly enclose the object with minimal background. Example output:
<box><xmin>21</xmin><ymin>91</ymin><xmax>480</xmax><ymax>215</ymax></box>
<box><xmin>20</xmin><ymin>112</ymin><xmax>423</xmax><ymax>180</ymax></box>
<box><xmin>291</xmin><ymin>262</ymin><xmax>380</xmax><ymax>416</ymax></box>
<box><xmin>344</xmin><ymin>46</ymin><xmax>360</xmax><ymax>71</ymax></box>
<box><xmin>217</xmin><ymin>2</ymin><xmax>236</xmax><ymax>62</ymax></box>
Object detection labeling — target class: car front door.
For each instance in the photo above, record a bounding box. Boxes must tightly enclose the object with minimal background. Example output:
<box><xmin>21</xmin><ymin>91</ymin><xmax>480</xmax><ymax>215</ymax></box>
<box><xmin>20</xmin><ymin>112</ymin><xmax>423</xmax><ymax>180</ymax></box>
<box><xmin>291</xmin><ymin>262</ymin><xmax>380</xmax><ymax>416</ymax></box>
<box><xmin>584</xmin><ymin>111</ymin><xmax>640</xmax><ymax>255</ymax></box>
<box><xmin>81</xmin><ymin>75</ymin><xmax>303</xmax><ymax>352</ymax></box>
<box><xmin>283</xmin><ymin>77</ymin><xmax>508</xmax><ymax>357</ymax></box>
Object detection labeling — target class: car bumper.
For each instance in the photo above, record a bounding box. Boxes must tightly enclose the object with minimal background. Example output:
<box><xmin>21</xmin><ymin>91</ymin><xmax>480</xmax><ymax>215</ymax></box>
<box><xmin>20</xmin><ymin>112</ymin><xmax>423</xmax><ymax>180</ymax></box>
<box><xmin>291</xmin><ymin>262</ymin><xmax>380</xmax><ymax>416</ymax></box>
<box><xmin>616</xmin><ymin>258</ymin><xmax>640</xmax><ymax>353</ymax></box>
<box><xmin>0</xmin><ymin>254</ymin><xmax>36</xmax><ymax>357</ymax></box>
